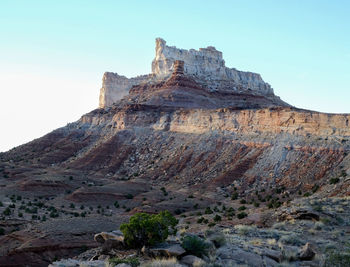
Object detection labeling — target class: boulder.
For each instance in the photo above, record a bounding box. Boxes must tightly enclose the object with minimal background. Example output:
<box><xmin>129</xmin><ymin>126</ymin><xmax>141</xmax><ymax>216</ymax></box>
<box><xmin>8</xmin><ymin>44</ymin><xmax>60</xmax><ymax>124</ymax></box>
<box><xmin>216</xmin><ymin>247</ymin><xmax>264</xmax><ymax>267</ymax></box>
<box><xmin>148</xmin><ymin>243</ymin><xmax>186</xmax><ymax>258</ymax></box>
<box><xmin>115</xmin><ymin>264</ymin><xmax>131</xmax><ymax>267</ymax></box>
<box><xmin>298</xmin><ymin>242</ymin><xmax>316</xmax><ymax>261</ymax></box>
<box><xmin>278</xmin><ymin>207</ymin><xmax>320</xmax><ymax>221</ymax></box>
<box><xmin>94</xmin><ymin>230</ymin><xmax>125</xmax><ymax>252</ymax></box>
<box><xmin>281</xmin><ymin>245</ymin><xmax>299</xmax><ymax>261</ymax></box>
<box><xmin>180</xmin><ymin>255</ymin><xmax>206</xmax><ymax>266</ymax></box>
<box><xmin>261</xmin><ymin>248</ymin><xmax>282</xmax><ymax>262</ymax></box>
<box><xmin>49</xmin><ymin>259</ymin><xmax>105</xmax><ymax>267</ymax></box>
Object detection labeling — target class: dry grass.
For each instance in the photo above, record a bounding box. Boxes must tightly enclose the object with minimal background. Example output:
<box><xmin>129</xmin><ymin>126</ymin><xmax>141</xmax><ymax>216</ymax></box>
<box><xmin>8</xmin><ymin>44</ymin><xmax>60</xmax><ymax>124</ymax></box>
<box><xmin>141</xmin><ymin>258</ymin><xmax>183</xmax><ymax>267</ymax></box>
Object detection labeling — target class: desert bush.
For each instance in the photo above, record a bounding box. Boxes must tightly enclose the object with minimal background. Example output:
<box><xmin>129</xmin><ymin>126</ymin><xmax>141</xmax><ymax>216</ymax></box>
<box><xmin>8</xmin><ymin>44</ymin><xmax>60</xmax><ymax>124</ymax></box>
<box><xmin>314</xmin><ymin>221</ymin><xmax>325</xmax><ymax>230</ymax></box>
<box><xmin>324</xmin><ymin>251</ymin><xmax>350</xmax><ymax>267</ymax></box>
<box><xmin>109</xmin><ymin>257</ymin><xmax>140</xmax><ymax>267</ymax></box>
<box><xmin>161</xmin><ymin>187</ymin><xmax>168</xmax><ymax>196</ymax></box>
<box><xmin>213</xmin><ymin>215</ymin><xmax>221</xmax><ymax>222</ymax></box>
<box><xmin>237</xmin><ymin>212</ymin><xmax>247</xmax><ymax>219</ymax></box>
<box><xmin>3</xmin><ymin>207</ymin><xmax>11</xmax><ymax>216</ymax></box>
<box><xmin>235</xmin><ymin>224</ymin><xmax>257</xmax><ymax>235</ymax></box>
<box><xmin>181</xmin><ymin>235</ymin><xmax>209</xmax><ymax>257</ymax></box>
<box><xmin>279</xmin><ymin>233</ymin><xmax>303</xmax><ymax>246</ymax></box>
<box><xmin>120</xmin><ymin>211</ymin><xmax>177</xmax><ymax>248</ymax></box>
<box><xmin>330</xmin><ymin>177</ymin><xmax>340</xmax><ymax>184</ymax></box>
<box><xmin>209</xmin><ymin>232</ymin><xmax>226</xmax><ymax>248</ymax></box>
<box><xmin>0</xmin><ymin>228</ymin><xmax>4</xmax><ymax>235</ymax></box>
<box><xmin>126</xmin><ymin>193</ymin><xmax>134</xmax><ymax>199</ymax></box>
<box><xmin>197</xmin><ymin>217</ymin><xmax>205</xmax><ymax>224</ymax></box>
<box><xmin>205</xmin><ymin>207</ymin><xmax>213</xmax><ymax>214</ymax></box>
<box><xmin>272</xmin><ymin>222</ymin><xmax>286</xmax><ymax>230</ymax></box>
<box><xmin>231</xmin><ymin>192</ymin><xmax>238</xmax><ymax>200</ymax></box>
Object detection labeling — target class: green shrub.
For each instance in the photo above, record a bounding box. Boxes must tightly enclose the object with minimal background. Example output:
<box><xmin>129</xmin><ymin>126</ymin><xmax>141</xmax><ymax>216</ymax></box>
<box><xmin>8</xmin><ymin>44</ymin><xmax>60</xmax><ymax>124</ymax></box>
<box><xmin>181</xmin><ymin>235</ymin><xmax>209</xmax><ymax>257</ymax></box>
<box><xmin>237</xmin><ymin>212</ymin><xmax>248</xmax><ymax>219</ymax></box>
<box><xmin>109</xmin><ymin>257</ymin><xmax>140</xmax><ymax>267</ymax></box>
<box><xmin>238</xmin><ymin>206</ymin><xmax>246</xmax><ymax>211</ymax></box>
<box><xmin>213</xmin><ymin>215</ymin><xmax>221</xmax><ymax>222</ymax></box>
<box><xmin>330</xmin><ymin>177</ymin><xmax>340</xmax><ymax>184</ymax></box>
<box><xmin>126</xmin><ymin>193</ymin><xmax>134</xmax><ymax>199</ymax></box>
<box><xmin>174</xmin><ymin>208</ymin><xmax>182</xmax><ymax>215</ymax></box>
<box><xmin>120</xmin><ymin>211</ymin><xmax>177</xmax><ymax>248</ymax></box>
<box><xmin>312</xmin><ymin>185</ymin><xmax>319</xmax><ymax>193</ymax></box>
<box><xmin>161</xmin><ymin>187</ymin><xmax>168</xmax><ymax>196</ymax></box>
<box><xmin>205</xmin><ymin>207</ymin><xmax>213</xmax><ymax>214</ymax></box>
<box><xmin>231</xmin><ymin>192</ymin><xmax>238</xmax><ymax>200</ymax></box>
<box><xmin>3</xmin><ymin>207</ymin><xmax>11</xmax><ymax>216</ymax></box>
<box><xmin>197</xmin><ymin>217</ymin><xmax>205</xmax><ymax>224</ymax></box>
<box><xmin>325</xmin><ymin>251</ymin><xmax>350</xmax><ymax>267</ymax></box>
<box><xmin>0</xmin><ymin>228</ymin><xmax>4</xmax><ymax>235</ymax></box>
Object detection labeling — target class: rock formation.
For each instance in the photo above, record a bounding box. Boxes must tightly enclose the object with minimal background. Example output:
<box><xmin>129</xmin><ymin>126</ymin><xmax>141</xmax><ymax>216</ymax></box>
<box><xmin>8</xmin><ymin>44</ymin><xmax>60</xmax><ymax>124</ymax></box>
<box><xmin>1</xmin><ymin>38</ymin><xmax>350</xmax><ymax>267</ymax></box>
<box><xmin>152</xmin><ymin>38</ymin><xmax>274</xmax><ymax>95</ymax></box>
<box><xmin>99</xmin><ymin>73</ymin><xmax>150</xmax><ymax>108</ymax></box>
<box><xmin>99</xmin><ymin>38</ymin><xmax>276</xmax><ymax>108</ymax></box>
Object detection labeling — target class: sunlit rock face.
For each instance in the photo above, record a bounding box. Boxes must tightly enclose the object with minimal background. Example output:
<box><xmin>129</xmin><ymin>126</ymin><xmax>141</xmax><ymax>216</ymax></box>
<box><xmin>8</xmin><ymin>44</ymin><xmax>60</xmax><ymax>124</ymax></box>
<box><xmin>99</xmin><ymin>38</ymin><xmax>275</xmax><ymax>108</ymax></box>
<box><xmin>152</xmin><ymin>38</ymin><xmax>273</xmax><ymax>95</ymax></box>
<box><xmin>99</xmin><ymin>73</ymin><xmax>150</xmax><ymax>108</ymax></box>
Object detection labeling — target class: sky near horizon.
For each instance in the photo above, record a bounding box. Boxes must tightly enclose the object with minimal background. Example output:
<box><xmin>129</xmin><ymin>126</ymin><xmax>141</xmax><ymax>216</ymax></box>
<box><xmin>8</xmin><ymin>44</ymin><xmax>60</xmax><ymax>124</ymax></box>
<box><xmin>0</xmin><ymin>0</ymin><xmax>349</xmax><ymax>152</ymax></box>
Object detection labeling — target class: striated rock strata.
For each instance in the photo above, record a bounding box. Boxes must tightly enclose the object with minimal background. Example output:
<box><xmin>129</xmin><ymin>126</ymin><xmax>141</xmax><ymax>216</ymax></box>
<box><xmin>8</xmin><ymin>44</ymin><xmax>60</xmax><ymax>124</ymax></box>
<box><xmin>99</xmin><ymin>38</ymin><xmax>278</xmax><ymax>108</ymax></box>
<box><xmin>1</xmin><ymin>39</ymin><xmax>350</xmax><ymax>267</ymax></box>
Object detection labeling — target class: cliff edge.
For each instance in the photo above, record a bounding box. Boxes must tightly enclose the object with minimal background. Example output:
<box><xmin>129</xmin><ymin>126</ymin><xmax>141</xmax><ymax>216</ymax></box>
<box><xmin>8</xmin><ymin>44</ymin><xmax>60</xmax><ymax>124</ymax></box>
<box><xmin>99</xmin><ymin>38</ymin><xmax>281</xmax><ymax>108</ymax></box>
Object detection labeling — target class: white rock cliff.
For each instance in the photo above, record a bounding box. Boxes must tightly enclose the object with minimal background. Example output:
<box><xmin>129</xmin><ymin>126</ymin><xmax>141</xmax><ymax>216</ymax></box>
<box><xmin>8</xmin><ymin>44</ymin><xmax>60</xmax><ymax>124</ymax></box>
<box><xmin>99</xmin><ymin>38</ymin><xmax>274</xmax><ymax>108</ymax></box>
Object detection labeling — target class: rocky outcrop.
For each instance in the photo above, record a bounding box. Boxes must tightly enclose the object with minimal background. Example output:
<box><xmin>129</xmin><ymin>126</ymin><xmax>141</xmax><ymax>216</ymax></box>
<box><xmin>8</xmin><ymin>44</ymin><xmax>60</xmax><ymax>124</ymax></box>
<box><xmin>94</xmin><ymin>230</ymin><xmax>125</xmax><ymax>252</ymax></box>
<box><xmin>152</xmin><ymin>38</ymin><xmax>274</xmax><ymax>95</ymax></box>
<box><xmin>99</xmin><ymin>38</ymin><xmax>278</xmax><ymax>108</ymax></box>
<box><xmin>147</xmin><ymin>243</ymin><xmax>186</xmax><ymax>258</ymax></box>
<box><xmin>99</xmin><ymin>73</ymin><xmax>150</xmax><ymax>108</ymax></box>
<box><xmin>298</xmin><ymin>243</ymin><xmax>316</xmax><ymax>261</ymax></box>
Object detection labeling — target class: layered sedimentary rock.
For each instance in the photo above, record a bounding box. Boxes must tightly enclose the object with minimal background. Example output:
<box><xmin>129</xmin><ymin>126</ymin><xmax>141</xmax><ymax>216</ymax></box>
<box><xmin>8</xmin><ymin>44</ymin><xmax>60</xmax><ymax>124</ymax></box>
<box><xmin>1</xmin><ymin>39</ymin><xmax>350</xmax><ymax>267</ymax></box>
<box><xmin>99</xmin><ymin>38</ymin><xmax>276</xmax><ymax>108</ymax></box>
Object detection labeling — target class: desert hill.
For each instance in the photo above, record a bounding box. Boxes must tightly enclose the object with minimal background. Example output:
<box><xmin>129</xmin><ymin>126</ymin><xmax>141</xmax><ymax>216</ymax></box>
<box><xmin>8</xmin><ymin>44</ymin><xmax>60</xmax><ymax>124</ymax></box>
<box><xmin>0</xmin><ymin>39</ymin><xmax>349</xmax><ymax>266</ymax></box>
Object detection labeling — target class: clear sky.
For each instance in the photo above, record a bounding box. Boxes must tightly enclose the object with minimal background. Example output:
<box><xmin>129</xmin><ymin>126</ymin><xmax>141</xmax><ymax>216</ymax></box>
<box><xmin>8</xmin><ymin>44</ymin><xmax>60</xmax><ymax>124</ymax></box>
<box><xmin>0</xmin><ymin>0</ymin><xmax>349</xmax><ymax>152</ymax></box>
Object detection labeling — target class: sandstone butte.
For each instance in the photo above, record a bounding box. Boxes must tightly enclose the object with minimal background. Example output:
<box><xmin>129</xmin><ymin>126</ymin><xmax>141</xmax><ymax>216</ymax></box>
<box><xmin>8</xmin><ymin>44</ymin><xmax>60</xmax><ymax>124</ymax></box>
<box><xmin>0</xmin><ymin>38</ymin><xmax>349</xmax><ymax>267</ymax></box>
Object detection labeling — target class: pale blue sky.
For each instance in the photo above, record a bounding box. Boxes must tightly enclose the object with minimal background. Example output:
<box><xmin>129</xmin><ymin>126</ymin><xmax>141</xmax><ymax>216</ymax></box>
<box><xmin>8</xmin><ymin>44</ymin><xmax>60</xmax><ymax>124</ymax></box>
<box><xmin>0</xmin><ymin>1</ymin><xmax>349</xmax><ymax>151</ymax></box>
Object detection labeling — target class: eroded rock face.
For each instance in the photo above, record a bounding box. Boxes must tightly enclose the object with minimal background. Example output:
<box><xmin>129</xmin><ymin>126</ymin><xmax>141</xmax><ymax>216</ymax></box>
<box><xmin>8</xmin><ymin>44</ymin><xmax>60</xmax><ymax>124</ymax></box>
<box><xmin>99</xmin><ymin>73</ymin><xmax>150</xmax><ymax>108</ymax></box>
<box><xmin>152</xmin><ymin>38</ymin><xmax>273</xmax><ymax>95</ymax></box>
<box><xmin>99</xmin><ymin>38</ymin><xmax>276</xmax><ymax>108</ymax></box>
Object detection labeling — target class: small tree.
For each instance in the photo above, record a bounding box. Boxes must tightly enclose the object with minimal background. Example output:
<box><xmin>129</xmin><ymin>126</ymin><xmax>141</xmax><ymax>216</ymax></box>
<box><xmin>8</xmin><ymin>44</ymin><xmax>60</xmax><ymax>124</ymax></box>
<box><xmin>120</xmin><ymin>210</ymin><xmax>177</xmax><ymax>248</ymax></box>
